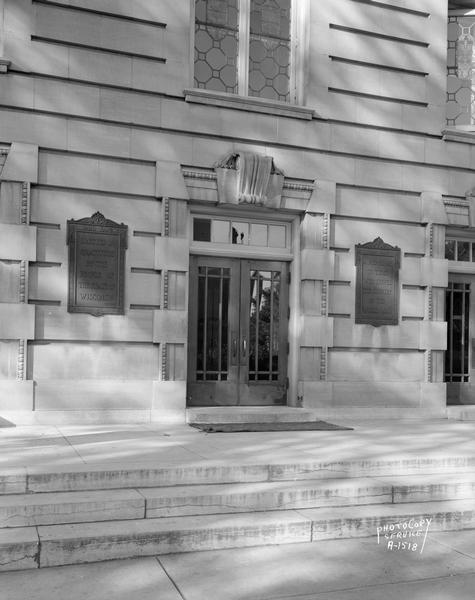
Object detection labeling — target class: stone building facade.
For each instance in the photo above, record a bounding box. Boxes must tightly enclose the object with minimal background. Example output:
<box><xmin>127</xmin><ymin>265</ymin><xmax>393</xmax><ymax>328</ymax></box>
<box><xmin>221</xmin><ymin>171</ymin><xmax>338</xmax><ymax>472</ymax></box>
<box><xmin>0</xmin><ymin>0</ymin><xmax>474</xmax><ymax>423</ymax></box>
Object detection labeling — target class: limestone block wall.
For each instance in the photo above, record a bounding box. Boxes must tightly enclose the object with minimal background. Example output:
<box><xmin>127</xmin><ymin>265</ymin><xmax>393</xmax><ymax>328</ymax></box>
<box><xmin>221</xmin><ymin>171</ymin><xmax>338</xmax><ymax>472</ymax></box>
<box><xmin>308</xmin><ymin>0</ymin><xmax>447</xmax><ymax>134</ymax></box>
<box><xmin>298</xmin><ymin>180</ymin><xmax>449</xmax><ymax>417</ymax></box>
<box><xmin>0</xmin><ymin>142</ymin><xmax>190</xmax><ymax>423</ymax></box>
<box><xmin>0</xmin><ymin>143</ymin><xmax>37</xmax><ymax>415</ymax></box>
<box><xmin>0</xmin><ymin>0</ymin><xmax>471</xmax><ymax>421</ymax></box>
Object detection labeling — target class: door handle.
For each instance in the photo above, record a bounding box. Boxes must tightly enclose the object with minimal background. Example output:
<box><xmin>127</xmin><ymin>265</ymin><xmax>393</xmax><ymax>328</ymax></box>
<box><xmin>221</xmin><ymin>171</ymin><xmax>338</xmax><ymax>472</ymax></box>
<box><xmin>241</xmin><ymin>338</ymin><xmax>247</xmax><ymax>358</ymax></box>
<box><xmin>232</xmin><ymin>338</ymin><xmax>238</xmax><ymax>359</ymax></box>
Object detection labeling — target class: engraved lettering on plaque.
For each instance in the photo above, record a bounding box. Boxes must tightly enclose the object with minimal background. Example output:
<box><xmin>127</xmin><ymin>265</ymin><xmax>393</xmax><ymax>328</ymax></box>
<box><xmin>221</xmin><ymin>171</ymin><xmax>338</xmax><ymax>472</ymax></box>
<box><xmin>355</xmin><ymin>237</ymin><xmax>401</xmax><ymax>326</ymax></box>
<box><xmin>67</xmin><ymin>212</ymin><xmax>128</xmax><ymax>316</ymax></box>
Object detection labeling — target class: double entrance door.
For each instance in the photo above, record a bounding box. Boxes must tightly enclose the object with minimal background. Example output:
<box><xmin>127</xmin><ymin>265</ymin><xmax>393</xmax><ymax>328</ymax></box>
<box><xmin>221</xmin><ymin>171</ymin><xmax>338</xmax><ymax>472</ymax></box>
<box><xmin>187</xmin><ymin>256</ymin><xmax>289</xmax><ymax>406</ymax></box>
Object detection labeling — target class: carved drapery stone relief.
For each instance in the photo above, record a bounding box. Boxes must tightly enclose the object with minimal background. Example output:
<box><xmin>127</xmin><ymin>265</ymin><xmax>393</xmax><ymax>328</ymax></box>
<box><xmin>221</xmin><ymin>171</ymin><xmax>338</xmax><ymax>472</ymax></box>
<box><xmin>215</xmin><ymin>151</ymin><xmax>284</xmax><ymax>208</ymax></box>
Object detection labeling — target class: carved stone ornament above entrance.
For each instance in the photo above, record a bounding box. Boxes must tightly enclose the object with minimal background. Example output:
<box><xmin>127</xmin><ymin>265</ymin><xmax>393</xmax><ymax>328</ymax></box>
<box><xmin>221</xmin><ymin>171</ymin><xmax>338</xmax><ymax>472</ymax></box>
<box><xmin>214</xmin><ymin>151</ymin><xmax>284</xmax><ymax>208</ymax></box>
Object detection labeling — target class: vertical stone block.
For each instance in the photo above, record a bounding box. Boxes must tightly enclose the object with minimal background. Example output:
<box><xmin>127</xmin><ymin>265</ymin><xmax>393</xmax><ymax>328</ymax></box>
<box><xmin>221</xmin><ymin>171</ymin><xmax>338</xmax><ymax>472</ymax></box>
<box><xmin>0</xmin><ymin>142</ymin><xmax>38</xmax><ymax>183</ymax></box>
<box><xmin>0</xmin><ymin>181</ymin><xmax>22</xmax><ymax>223</ymax></box>
<box><xmin>156</xmin><ymin>160</ymin><xmax>188</xmax><ymax>200</ymax></box>
<box><xmin>299</xmin><ymin>347</ymin><xmax>321</xmax><ymax>381</ymax></box>
<box><xmin>153</xmin><ymin>310</ymin><xmax>187</xmax><ymax>343</ymax></box>
<box><xmin>306</xmin><ymin>179</ymin><xmax>336</xmax><ymax>214</ymax></box>
<box><xmin>300</xmin><ymin>213</ymin><xmax>323</xmax><ymax>249</ymax></box>
<box><xmin>421</xmin><ymin>191</ymin><xmax>446</xmax><ymax>225</ymax></box>
<box><xmin>301</xmin><ymin>280</ymin><xmax>322</xmax><ymax>315</ymax></box>
<box><xmin>168</xmin><ymin>271</ymin><xmax>187</xmax><ymax>310</ymax></box>
<box><xmin>166</xmin><ymin>343</ymin><xmax>186</xmax><ymax>380</ymax></box>
<box><xmin>301</xmin><ymin>248</ymin><xmax>335</xmax><ymax>280</ymax></box>
<box><xmin>155</xmin><ymin>237</ymin><xmax>189</xmax><ymax>271</ymax></box>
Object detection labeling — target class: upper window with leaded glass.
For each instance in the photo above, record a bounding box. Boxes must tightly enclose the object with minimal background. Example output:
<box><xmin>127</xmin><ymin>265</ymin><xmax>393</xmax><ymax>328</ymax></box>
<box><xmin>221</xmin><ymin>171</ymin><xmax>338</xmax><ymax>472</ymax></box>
<box><xmin>194</xmin><ymin>0</ymin><xmax>293</xmax><ymax>103</ymax></box>
<box><xmin>447</xmin><ymin>4</ymin><xmax>475</xmax><ymax>126</ymax></box>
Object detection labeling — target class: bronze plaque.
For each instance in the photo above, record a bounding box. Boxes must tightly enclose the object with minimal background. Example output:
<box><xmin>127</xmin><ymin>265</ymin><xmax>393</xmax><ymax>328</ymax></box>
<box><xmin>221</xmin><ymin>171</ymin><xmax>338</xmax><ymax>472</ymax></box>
<box><xmin>355</xmin><ymin>237</ymin><xmax>401</xmax><ymax>327</ymax></box>
<box><xmin>67</xmin><ymin>212</ymin><xmax>128</xmax><ymax>316</ymax></box>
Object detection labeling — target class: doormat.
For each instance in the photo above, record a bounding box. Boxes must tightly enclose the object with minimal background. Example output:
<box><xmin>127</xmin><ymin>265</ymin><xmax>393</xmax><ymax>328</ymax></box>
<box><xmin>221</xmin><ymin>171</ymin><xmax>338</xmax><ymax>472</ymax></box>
<box><xmin>190</xmin><ymin>421</ymin><xmax>353</xmax><ymax>433</ymax></box>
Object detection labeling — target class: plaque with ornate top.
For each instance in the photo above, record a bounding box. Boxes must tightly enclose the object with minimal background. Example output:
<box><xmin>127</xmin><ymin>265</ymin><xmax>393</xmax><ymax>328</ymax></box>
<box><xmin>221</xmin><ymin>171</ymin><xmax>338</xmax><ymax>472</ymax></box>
<box><xmin>355</xmin><ymin>237</ymin><xmax>401</xmax><ymax>327</ymax></box>
<box><xmin>67</xmin><ymin>212</ymin><xmax>128</xmax><ymax>316</ymax></box>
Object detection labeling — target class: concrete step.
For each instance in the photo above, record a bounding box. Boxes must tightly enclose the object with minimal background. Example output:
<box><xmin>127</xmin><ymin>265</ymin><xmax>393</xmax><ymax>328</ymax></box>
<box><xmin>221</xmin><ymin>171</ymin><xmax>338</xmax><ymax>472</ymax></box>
<box><xmin>447</xmin><ymin>406</ymin><xmax>475</xmax><ymax>421</ymax></box>
<box><xmin>377</xmin><ymin>472</ymin><xmax>475</xmax><ymax>504</ymax></box>
<box><xmin>1</xmin><ymin>499</ymin><xmax>474</xmax><ymax>571</ymax></box>
<box><xmin>141</xmin><ymin>474</ymin><xmax>475</xmax><ymax>518</ymax></box>
<box><xmin>0</xmin><ymin>489</ymin><xmax>145</xmax><ymax>528</ymax></box>
<box><xmin>141</xmin><ymin>478</ymin><xmax>392</xmax><ymax>518</ymax></box>
<box><xmin>2</xmin><ymin>474</ymin><xmax>475</xmax><ymax>528</ymax></box>
<box><xmin>186</xmin><ymin>407</ymin><xmax>322</xmax><ymax>424</ymax></box>
<box><xmin>6</xmin><ymin>456</ymin><xmax>475</xmax><ymax>494</ymax></box>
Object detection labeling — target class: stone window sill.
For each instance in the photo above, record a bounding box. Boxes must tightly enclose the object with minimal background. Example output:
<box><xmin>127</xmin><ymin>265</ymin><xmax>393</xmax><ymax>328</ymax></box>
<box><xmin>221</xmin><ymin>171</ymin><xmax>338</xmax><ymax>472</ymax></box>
<box><xmin>442</xmin><ymin>127</ymin><xmax>475</xmax><ymax>144</ymax></box>
<box><xmin>0</xmin><ymin>59</ymin><xmax>11</xmax><ymax>74</ymax></box>
<box><xmin>184</xmin><ymin>89</ymin><xmax>315</xmax><ymax>121</ymax></box>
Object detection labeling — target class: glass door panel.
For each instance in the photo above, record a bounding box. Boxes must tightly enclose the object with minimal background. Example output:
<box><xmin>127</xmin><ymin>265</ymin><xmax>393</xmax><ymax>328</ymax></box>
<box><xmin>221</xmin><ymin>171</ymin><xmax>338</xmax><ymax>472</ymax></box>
<box><xmin>238</xmin><ymin>260</ymin><xmax>288</xmax><ymax>406</ymax></box>
<box><xmin>445</xmin><ymin>276</ymin><xmax>473</xmax><ymax>405</ymax></box>
<box><xmin>188</xmin><ymin>256</ymin><xmax>240</xmax><ymax>406</ymax></box>
<box><xmin>248</xmin><ymin>269</ymin><xmax>281</xmax><ymax>381</ymax></box>
<box><xmin>196</xmin><ymin>265</ymin><xmax>230</xmax><ymax>381</ymax></box>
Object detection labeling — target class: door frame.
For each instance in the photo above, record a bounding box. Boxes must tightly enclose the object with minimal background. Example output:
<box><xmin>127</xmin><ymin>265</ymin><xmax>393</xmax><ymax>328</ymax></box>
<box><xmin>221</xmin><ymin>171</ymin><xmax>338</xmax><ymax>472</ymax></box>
<box><xmin>187</xmin><ymin>210</ymin><xmax>301</xmax><ymax>408</ymax></box>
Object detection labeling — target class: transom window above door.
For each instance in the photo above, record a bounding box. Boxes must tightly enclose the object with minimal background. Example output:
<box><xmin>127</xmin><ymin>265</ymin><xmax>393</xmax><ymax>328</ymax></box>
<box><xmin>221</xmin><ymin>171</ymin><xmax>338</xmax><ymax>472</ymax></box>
<box><xmin>192</xmin><ymin>216</ymin><xmax>290</xmax><ymax>250</ymax></box>
<box><xmin>194</xmin><ymin>0</ymin><xmax>296</xmax><ymax>102</ymax></box>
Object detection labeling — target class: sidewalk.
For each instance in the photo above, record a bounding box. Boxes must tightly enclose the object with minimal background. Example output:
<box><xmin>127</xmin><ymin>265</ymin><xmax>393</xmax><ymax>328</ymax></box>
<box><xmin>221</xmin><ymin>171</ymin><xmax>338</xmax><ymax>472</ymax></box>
<box><xmin>1</xmin><ymin>530</ymin><xmax>474</xmax><ymax>600</ymax></box>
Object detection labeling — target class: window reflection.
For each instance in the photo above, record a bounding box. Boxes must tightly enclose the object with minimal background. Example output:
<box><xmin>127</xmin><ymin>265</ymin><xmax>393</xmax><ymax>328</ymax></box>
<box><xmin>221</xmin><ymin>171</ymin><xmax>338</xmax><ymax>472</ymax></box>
<box><xmin>249</xmin><ymin>270</ymin><xmax>280</xmax><ymax>381</ymax></box>
<box><xmin>231</xmin><ymin>222</ymin><xmax>249</xmax><ymax>244</ymax></box>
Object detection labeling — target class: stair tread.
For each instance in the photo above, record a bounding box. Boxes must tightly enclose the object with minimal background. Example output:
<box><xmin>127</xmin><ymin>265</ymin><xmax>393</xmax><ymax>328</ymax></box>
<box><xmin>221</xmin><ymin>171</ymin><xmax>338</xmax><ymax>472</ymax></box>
<box><xmin>25</xmin><ymin>497</ymin><xmax>475</xmax><ymax>540</ymax></box>
<box><xmin>375</xmin><ymin>472</ymin><xmax>475</xmax><ymax>486</ymax></box>
<box><xmin>0</xmin><ymin>488</ymin><xmax>143</xmax><ymax>506</ymax></box>
<box><xmin>297</xmin><ymin>498</ymin><xmax>475</xmax><ymax>520</ymax></box>
<box><xmin>139</xmin><ymin>477</ymin><xmax>390</xmax><ymax>498</ymax></box>
<box><xmin>3</xmin><ymin>498</ymin><xmax>474</xmax><ymax>543</ymax></box>
<box><xmin>5</xmin><ymin>472</ymin><xmax>475</xmax><ymax>506</ymax></box>
<box><xmin>24</xmin><ymin>456</ymin><xmax>475</xmax><ymax>478</ymax></box>
<box><xmin>36</xmin><ymin>509</ymin><xmax>311</xmax><ymax>540</ymax></box>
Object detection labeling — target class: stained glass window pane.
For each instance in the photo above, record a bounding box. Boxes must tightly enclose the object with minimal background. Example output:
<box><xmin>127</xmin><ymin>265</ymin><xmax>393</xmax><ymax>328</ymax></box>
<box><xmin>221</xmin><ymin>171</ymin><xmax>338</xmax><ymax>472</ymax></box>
<box><xmin>249</xmin><ymin>0</ymin><xmax>291</xmax><ymax>102</ymax></box>
<box><xmin>457</xmin><ymin>241</ymin><xmax>470</xmax><ymax>261</ymax></box>
<box><xmin>447</xmin><ymin>15</ymin><xmax>475</xmax><ymax>126</ymax></box>
<box><xmin>445</xmin><ymin>239</ymin><xmax>456</xmax><ymax>260</ymax></box>
<box><xmin>194</xmin><ymin>0</ymin><xmax>239</xmax><ymax>93</ymax></box>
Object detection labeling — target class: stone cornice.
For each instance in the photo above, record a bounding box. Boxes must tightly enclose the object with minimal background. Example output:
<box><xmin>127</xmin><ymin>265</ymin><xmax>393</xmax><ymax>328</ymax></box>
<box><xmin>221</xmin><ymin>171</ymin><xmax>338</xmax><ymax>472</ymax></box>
<box><xmin>184</xmin><ymin>89</ymin><xmax>316</xmax><ymax>120</ymax></box>
<box><xmin>442</xmin><ymin>127</ymin><xmax>475</xmax><ymax>144</ymax></box>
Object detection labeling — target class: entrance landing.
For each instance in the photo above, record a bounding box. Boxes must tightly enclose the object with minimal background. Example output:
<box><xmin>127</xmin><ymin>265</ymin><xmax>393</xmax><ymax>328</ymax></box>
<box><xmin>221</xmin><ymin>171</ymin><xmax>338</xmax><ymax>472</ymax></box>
<box><xmin>1</xmin><ymin>417</ymin><xmax>474</xmax><ymax>473</ymax></box>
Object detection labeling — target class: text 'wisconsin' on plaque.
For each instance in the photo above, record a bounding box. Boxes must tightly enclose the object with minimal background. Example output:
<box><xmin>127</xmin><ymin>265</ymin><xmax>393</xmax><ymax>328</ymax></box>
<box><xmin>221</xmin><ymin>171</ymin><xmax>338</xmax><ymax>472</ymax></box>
<box><xmin>67</xmin><ymin>212</ymin><xmax>128</xmax><ymax>316</ymax></box>
<box><xmin>355</xmin><ymin>237</ymin><xmax>401</xmax><ymax>327</ymax></box>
